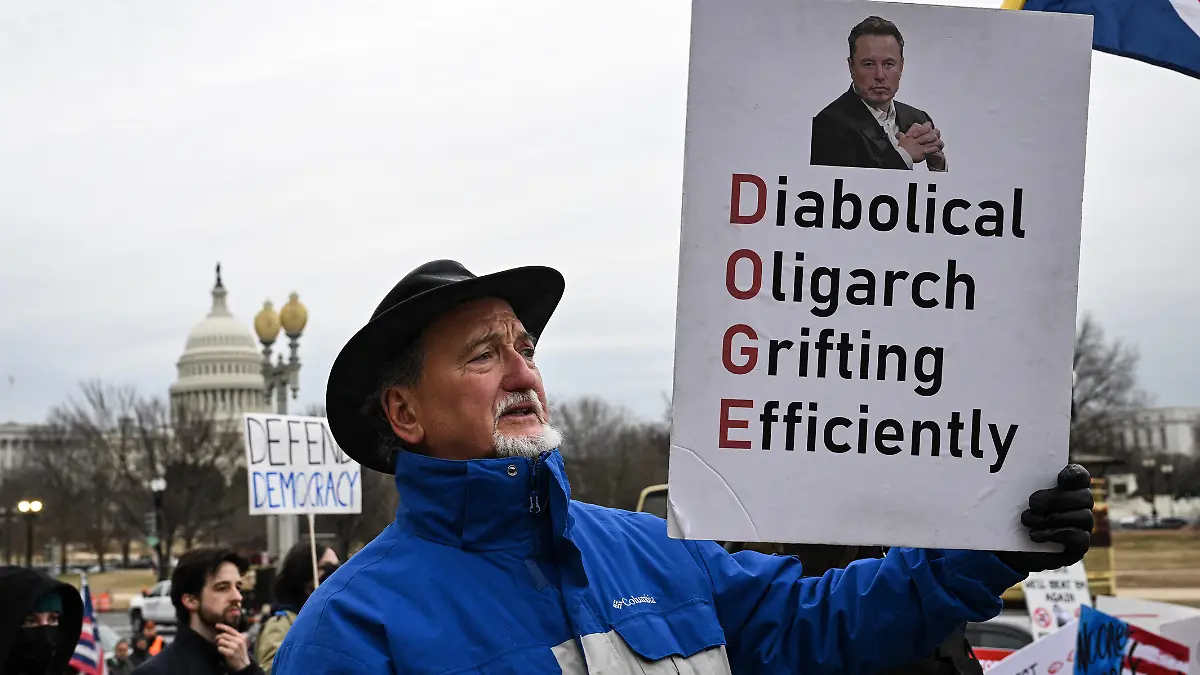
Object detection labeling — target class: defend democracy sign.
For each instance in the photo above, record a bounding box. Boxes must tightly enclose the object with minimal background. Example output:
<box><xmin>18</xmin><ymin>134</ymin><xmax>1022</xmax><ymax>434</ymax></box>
<box><xmin>243</xmin><ymin>413</ymin><xmax>362</xmax><ymax>516</ymax></box>
<box><xmin>667</xmin><ymin>0</ymin><xmax>1093</xmax><ymax>550</ymax></box>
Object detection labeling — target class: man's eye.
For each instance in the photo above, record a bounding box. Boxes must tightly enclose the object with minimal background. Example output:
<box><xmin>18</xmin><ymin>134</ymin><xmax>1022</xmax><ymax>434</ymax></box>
<box><xmin>521</xmin><ymin>348</ymin><xmax>536</xmax><ymax>359</ymax></box>
<box><xmin>472</xmin><ymin>351</ymin><xmax>492</xmax><ymax>362</ymax></box>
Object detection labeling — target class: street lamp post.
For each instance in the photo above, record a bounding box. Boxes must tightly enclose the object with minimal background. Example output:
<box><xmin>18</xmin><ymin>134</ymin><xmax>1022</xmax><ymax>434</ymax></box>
<box><xmin>17</xmin><ymin>500</ymin><xmax>42</xmax><ymax>567</ymax></box>
<box><xmin>150</xmin><ymin>477</ymin><xmax>168</xmax><ymax>581</ymax></box>
<box><xmin>255</xmin><ymin>292</ymin><xmax>308</xmax><ymax>561</ymax></box>
<box><xmin>1162</xmin><ymin>464</ymin><xmax>1175</xmax><ymax>518</ymax></box>
<box><xmin>1141</xmin><ymin>457</ymin><xmax>1159</xmax><ymax>525</ymax></box>
<box><xmin>0</xmin><ymin>507</ymin><xmax>12</xmax><ymax>565</ymax></box>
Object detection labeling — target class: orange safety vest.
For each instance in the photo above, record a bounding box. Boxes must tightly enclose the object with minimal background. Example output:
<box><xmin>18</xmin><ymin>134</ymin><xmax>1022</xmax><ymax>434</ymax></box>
<box><xmin>147</xmin><ymin>635</ymin><xmax>165</xmax><ymax>656</ymax></box>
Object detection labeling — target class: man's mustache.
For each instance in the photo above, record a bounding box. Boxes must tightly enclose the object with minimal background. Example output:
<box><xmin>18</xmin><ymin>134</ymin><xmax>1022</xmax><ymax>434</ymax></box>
<box><xmin>494</xmin><ymin>390</ymin><xmax>546</xmax><ymax>425</ymax></box>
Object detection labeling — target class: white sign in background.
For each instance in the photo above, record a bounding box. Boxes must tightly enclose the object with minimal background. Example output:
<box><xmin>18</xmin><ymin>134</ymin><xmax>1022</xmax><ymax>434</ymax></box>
<box><xmin>985</xmin><ymin>620</ymin><xmax>1077</xmax><ymax>675</ymax></box>
<box><xmin>1022</xmin><ymin>563</ymin><xmax>1092</xmax><ymax>640</ymax></box>
<box><xmin>668</xmin><ymin>0</ymin><xmax>1093</xmax><ymax>550</ymax></box>
<box><xmin>243</xmin><ymin>413</ymin><xmax>362</xmax><ymax>516</ymax></box>
<box><xmin>1161</xmin><ymin>617</ymin><xmax>1200</xmax><ymax>675</ymax></box>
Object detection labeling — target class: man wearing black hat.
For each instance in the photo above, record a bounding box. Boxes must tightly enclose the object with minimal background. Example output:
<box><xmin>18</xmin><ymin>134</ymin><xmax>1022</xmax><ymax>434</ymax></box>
<box><xmin>271</xmin><ymin>260</ymin><xmax>1094</xmax><ymax>675</ymax></box>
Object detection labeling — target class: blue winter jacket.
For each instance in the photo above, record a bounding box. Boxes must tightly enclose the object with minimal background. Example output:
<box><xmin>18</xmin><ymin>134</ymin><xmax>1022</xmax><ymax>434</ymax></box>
<box><xmin>271</xmin><ymin>449</ymin><xmax>1024</xmax><ymax>674</ymax></box>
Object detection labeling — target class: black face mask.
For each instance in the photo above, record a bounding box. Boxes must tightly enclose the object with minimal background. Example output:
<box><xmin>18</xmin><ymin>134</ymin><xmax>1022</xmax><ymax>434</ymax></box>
<box><xmin>6</xmin><ymin>625</ymin><xmax>59</xmax><ymax>675</ymax></box>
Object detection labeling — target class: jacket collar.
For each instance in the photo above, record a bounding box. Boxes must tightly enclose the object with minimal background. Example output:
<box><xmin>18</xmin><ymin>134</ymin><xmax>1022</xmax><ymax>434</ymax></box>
<box><xmin>393</xmin><ymin>449</ymin><xmax>573</xmax><ymax>555</ymax></box>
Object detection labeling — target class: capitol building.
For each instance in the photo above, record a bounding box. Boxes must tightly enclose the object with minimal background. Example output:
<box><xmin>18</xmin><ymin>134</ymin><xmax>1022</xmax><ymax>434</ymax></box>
<box><xmin>1</xmin><ymin>264</ymin><xmax>305</xmax><ymax>479</ymax></box>
<box><xmin>169</xmin><ymin>266</ymin><xmax>272</xmax><ymax>422</ymax></box>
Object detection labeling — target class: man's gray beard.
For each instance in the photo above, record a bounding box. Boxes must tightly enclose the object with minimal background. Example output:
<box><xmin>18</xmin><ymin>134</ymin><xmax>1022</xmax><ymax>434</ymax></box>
<box><xmin>493</xmin><ymin>422</ymin><xmax>563</xmax><ymax>459</ymax></box>
<box><xmin>491</xmin><ymin>390</ymin><xmax>564</xmax><ymax>459</ymax></box>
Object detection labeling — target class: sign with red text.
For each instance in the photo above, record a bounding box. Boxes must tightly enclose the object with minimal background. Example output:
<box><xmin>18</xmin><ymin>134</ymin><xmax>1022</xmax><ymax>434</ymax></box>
<box><xmin>976</xmin><ymin>648</ymin><xmax>1016</xmax><ymax>671</ymax></box>
<box><xmin>1025</xmin><ymin>563</ymin><xmax>1093</xmax><ymax>640</ymax></box>
<box><xmin>667</xmin><ymin>0</ymin><xmax>1092</xmax><ymax>549</ymax></box>
<box><xmin>1160</xmin><ymin>617</ymin><xmax>1200</xmax><ymax>675</ymax></box>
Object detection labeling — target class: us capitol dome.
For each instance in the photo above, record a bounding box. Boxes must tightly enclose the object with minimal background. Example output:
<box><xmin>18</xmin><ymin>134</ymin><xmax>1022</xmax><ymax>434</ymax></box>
<box><xmin>169</xmin><ymin>265</ymin><xmax>270</xmax><ymax>422</ymax></box>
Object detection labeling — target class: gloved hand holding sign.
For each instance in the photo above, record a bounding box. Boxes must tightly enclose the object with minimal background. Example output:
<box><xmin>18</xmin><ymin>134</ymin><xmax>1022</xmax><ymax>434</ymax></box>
<box><xmin>993</xmin><ymin>464</ymin><xmax>1095</xmax><ymax>574</ymax></box>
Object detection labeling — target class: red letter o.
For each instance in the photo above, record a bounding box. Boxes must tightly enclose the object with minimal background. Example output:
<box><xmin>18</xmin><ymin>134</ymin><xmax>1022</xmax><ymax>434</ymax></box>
<box><xmin>726</xmin><ymin>249</ymin><xmax>762</xmax><ymax>300</ymax></box>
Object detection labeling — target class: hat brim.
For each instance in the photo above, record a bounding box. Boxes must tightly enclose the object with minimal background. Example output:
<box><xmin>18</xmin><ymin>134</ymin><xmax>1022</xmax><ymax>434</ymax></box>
<box><xmin>326</xmin><ymin>265</ymin><xmax>565</xmax><ymax>474</ymax></box>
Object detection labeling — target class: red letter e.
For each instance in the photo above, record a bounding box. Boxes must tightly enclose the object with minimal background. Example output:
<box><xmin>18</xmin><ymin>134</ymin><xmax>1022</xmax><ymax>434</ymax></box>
<box><xmin>719</xmin><ymin>399</ymin><xmax>754</xmax><ymax>450</ymax></box>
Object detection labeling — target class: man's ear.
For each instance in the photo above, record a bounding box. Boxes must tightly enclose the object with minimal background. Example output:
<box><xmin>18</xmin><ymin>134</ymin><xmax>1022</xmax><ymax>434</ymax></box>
<box><xmin>182</xmin><ymin>593</ymin><xmax>200</xmax><ymax>614</ymax></box>
<box><xmin>383</xmin><ymin>387</ymin><xmax>425</xmax><ymax>446</ymax></box>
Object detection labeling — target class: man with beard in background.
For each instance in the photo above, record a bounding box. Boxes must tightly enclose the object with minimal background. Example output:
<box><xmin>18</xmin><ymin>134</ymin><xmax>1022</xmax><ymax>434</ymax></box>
<box><xmin>133</xmin><ymin>547</ymin><xmax>264</xmax><ymax>675</ymax></box>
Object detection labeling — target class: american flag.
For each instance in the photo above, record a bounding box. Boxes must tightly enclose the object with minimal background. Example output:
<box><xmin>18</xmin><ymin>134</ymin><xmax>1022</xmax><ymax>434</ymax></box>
<box><xmin>69</xmin><ymin>573</ymin><xmax>106</xmax><ymax>675</ymax></box>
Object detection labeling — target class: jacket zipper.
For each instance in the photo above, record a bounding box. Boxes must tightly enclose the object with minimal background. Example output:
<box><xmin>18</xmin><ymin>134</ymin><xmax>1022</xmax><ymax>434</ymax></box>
<box><xmin>529</xmin><ymin>453</ymin><xmax>546</xmax><ymax>558</ymax></box>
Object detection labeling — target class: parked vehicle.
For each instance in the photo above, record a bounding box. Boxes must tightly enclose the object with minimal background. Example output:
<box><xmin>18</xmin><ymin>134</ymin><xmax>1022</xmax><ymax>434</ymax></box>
<box><xmin>129</xmin><ymin>580</ymin><xmax>176</xmax><ymax>632</ymax></box>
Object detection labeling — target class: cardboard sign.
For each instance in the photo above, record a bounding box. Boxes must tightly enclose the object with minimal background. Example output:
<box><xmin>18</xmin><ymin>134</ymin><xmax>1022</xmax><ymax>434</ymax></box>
<box><xmin>1095</xmin><ymin>597</ymin><xmax>1200</xmax><ymax>635</ymax></box>
<box><xmin>243</xmin><ymin>413</ymin><xmax>362</xmax><ymax>515</ymax></box>
<box><xmin>1025</xmin><ymin>563</ymin><xmax>1093</xmax><ymax>640</ymax></box>
<box><xmin>1160</xmin><ymin>618</ymin><xmax>1200</xmax><ymax>675</ymax></box>
<box><xmin>667</xmin><ymin>0</ymin><xmax>1093</xmax><ymax>549</ymax></box>
<box><xmin>1125</xmin><ymin>624</ymin><xmax>1191</xmax><ymax>675</ymax></box>
<box><xmin>988</xmin><ymin>621</ymin><xmax>1078</xmax><ymax>675</ymax></box>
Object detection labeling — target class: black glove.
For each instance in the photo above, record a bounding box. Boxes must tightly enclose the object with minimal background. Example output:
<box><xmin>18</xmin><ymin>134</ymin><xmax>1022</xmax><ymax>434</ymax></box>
<box><xmin>994</xmin><ymin>464</ymin><xmax>1094</xmax><ymax>574</ymax></box>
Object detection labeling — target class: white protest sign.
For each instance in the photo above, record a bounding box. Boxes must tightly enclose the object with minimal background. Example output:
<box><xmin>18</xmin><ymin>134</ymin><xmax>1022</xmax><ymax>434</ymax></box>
<box><xmin>1095</xmin><ymin>597</ymin><xmax>1200</xmax><ymax>635</ymax></box>
<box><xmin>1161</xmin><ymin>617</ymin><xmax>1200</xmax><ymax>675</ymax></box>
<box><xmin>667</xmin><ymin>0</ymin><xmax>1093</xmax><ymax>550</ymax></box>
<box><xmin>243</xmin><ymin>413</ymin><xmax>362</xmax><ymax>516</ymax></box>
<box><xmin>986</xmin><ymin>620</ymin><xmax>1077</xmax><ymax>675</ymax></box>
<box><xmin>1023</xmin><ymin>563</ymin><xmax>1092</xmax><ymax>640</ymax></box>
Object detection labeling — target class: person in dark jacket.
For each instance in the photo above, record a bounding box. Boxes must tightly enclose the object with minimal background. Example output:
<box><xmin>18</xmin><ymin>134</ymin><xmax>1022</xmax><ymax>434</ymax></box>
<box><xmin>0</xmin><ymin>565</ymin><xmax>85</xmax><ymax>675</ymax></box>
<box><xmin>132</xmin><ymin>547</ymin><xmax>263</xmax><ymax>675</ymax></box>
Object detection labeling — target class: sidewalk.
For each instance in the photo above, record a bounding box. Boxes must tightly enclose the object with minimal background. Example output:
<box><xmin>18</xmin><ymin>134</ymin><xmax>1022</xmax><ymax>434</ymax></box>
<box><xmin>1118</xmin><ymin>587</ymin><xmax>1200</xmax><ymax>607</ymax></box>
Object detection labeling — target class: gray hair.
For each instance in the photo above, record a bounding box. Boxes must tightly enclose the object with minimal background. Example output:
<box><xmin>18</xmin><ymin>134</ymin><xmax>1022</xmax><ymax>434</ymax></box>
<box><xmin>360</xmin><ymin>335</ymin><xmax>425</xmax><ymax>470</ymax></box>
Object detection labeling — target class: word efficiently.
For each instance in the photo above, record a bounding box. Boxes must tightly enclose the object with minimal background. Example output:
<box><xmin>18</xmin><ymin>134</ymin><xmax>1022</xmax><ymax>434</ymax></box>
<box><xmin>730</xmin><ymin>174</ymin><xmax>1025</xmax><ymax>238</ymax></box>
<box><xmin>719</xmin><ymin>400</ymin><xmax>1017</xmax><ymax>473</ymax></box>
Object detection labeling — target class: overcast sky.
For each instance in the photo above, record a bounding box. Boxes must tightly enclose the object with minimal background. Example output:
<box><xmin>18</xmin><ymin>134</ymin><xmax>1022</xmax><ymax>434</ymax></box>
<box><xmin>1</xmin><ymin>0</ymin><xmax>1196</xmax><ymax>426</ymax></box>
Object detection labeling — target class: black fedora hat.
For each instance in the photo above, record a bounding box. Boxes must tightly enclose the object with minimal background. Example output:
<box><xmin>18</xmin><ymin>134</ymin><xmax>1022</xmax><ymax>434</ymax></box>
<box><xmin>326</xmin><ymin>259</ymin><xmax>565</xmax><ymax>474</ymax></box>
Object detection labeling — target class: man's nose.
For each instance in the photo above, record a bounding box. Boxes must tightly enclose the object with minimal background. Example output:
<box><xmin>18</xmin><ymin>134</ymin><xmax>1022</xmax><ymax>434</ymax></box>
<box><xmin>500</xmin><ymin>347</ymin><xmax>539</xmax><ymax>391</ymax></box>
<box><xmin>232</xmin><ymin>588</ymin><xmax>243</xmax><ymax>603</ymax></box>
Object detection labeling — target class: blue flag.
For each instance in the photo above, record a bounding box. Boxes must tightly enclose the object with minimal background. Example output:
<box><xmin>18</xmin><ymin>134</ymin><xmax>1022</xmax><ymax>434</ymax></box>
<box><xmin>1009</xmin><ymin>0</ymin><xmax>1200</xmax><ymax>79</ymax></box>
<box><xmin>1075</xmin><ymin>605</ymin><xmax>1130</xmax><ymax>675</ymax></box>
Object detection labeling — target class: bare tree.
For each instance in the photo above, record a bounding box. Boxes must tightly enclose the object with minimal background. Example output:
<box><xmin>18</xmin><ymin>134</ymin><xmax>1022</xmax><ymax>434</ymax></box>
<box><xmin>1071</xmin><ymin>314</ymin><xmax>1150</xmax><ymax>461</ymax></box>
<box><xmin>27</xmin><ymin>382</ymin><xmax>141</xmax><ymax>571</ymax></box>
<box><xmin>24</xmin><ymin>380</ymin><xmax>248</xmax><ymax>568</ymax></box>
<box><xmin>554</xmin><ymin>397</ymin><xmax>670</xmax><ymax>510</ymax></box>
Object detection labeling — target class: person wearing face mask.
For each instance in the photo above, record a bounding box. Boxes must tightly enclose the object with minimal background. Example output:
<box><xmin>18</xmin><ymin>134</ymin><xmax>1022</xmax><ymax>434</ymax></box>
<box><xmin>253</xmin><ymin>543</ymin><xmax>340</xmax><ymax>674</ymax></box>
<box><xmin>0</xmin><ymin>565</ymin><xmax>85</xmax><ymax>675</ymax></box>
